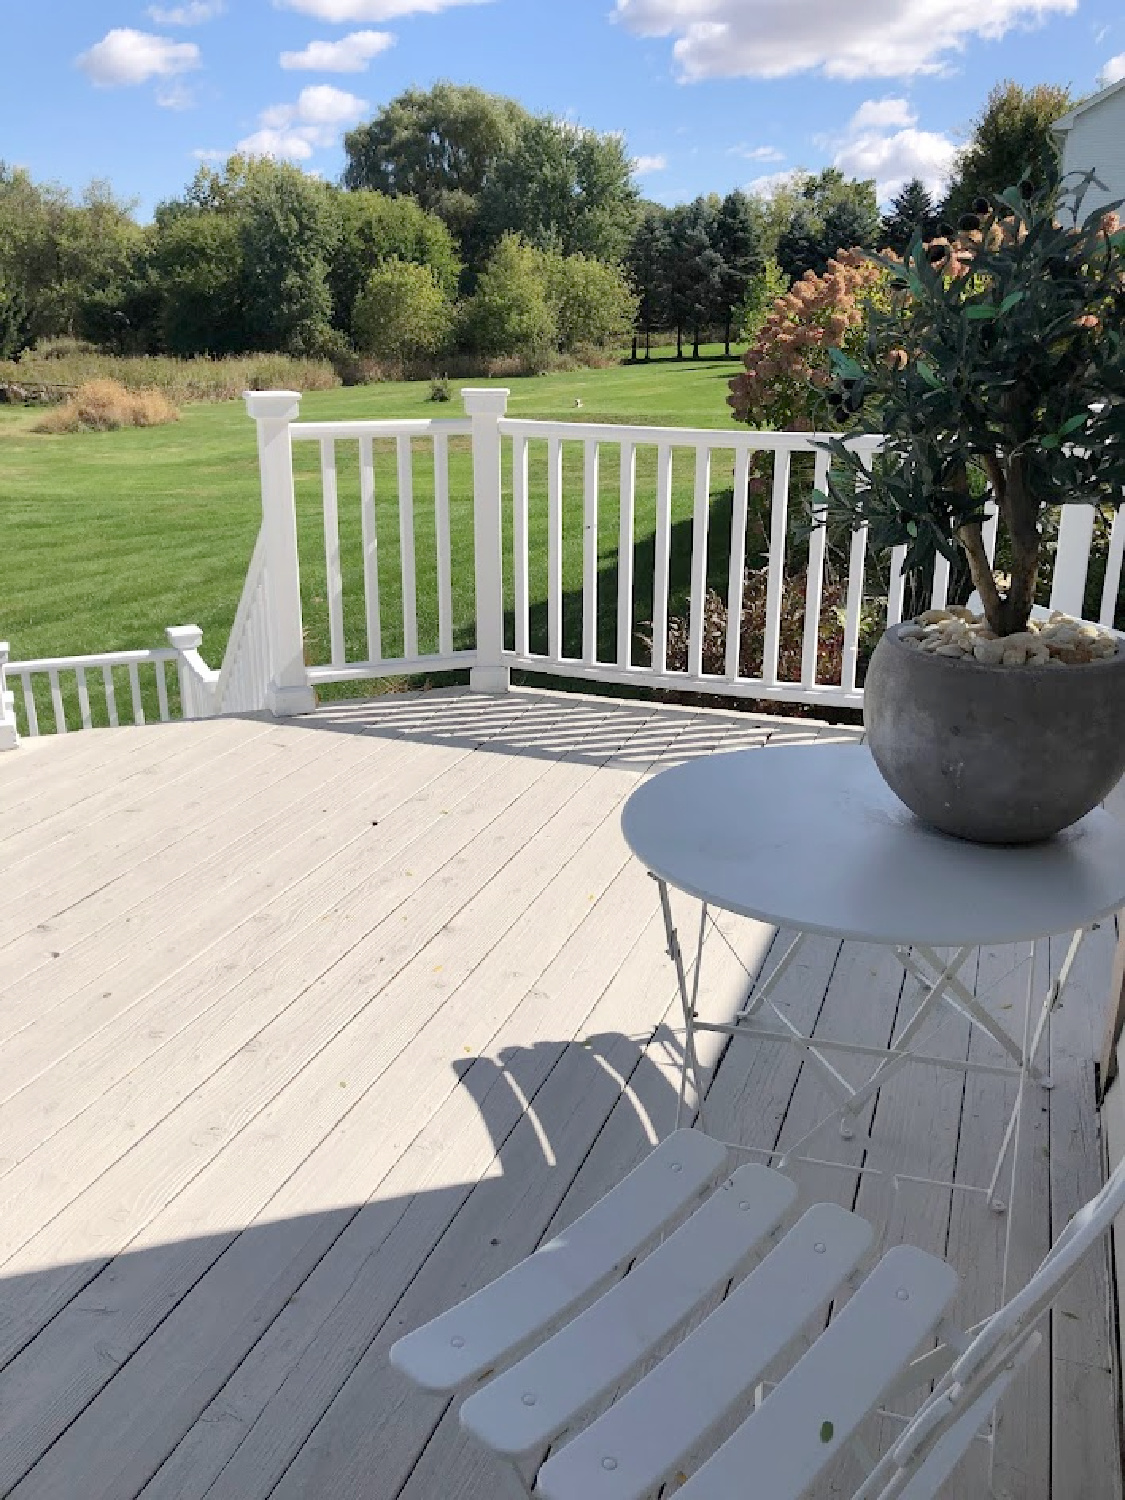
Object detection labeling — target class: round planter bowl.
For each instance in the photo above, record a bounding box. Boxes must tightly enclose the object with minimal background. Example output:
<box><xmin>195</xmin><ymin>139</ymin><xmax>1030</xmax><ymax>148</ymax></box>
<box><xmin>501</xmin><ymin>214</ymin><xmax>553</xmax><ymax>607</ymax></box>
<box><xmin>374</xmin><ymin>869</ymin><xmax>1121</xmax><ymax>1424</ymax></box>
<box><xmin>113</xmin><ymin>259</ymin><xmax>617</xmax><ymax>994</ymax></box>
<box><xmin>863</xmin><ymin>623</ymin><xmax>1125</xmax><ymax>844</ymax></box>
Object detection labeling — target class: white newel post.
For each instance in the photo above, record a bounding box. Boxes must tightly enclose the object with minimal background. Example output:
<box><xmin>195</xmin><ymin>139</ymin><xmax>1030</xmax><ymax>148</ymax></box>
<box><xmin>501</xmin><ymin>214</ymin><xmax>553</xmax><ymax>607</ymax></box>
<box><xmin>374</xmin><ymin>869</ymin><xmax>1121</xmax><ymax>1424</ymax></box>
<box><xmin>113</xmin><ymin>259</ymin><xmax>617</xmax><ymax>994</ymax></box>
<box><xmin>243</xmin><ymin>391</ymin><xmax>316</xmax><ymax>716</ymax></box>
<box><xmin>463</xmin><ymin>387</ymin><xmax>510</xmax><ymax>693</ymax></box>
<box><xmin>166</xmin><ymin>624</ymin><xmax>217</xmax><ymax>719</ymax></box>
<box><xmin>0</xmin><ymin>643</ymin><xmax>18</xmax><ymax>750</ymax></box>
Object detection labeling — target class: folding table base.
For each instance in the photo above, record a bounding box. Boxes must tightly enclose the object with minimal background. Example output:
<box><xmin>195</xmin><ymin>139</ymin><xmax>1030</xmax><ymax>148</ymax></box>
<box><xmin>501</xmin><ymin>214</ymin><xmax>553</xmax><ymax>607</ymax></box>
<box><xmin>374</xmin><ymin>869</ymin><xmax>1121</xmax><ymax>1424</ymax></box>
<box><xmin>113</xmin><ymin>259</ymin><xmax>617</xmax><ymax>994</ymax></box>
<box><xmin>655</xmin><ymin>875</ymin><xmax>1087</xmax><ymax>1217</ymax></box>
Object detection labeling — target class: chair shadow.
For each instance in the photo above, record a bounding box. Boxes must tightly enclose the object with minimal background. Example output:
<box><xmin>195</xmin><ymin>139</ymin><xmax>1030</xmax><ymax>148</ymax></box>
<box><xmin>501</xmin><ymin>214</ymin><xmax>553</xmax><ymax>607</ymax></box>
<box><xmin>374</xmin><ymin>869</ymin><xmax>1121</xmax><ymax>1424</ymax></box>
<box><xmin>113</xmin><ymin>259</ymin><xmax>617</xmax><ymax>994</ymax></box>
<box><xmin>0</xmin><ymin>1030</ymin><xmax>693</xmax><ymax>1499</ymax></box>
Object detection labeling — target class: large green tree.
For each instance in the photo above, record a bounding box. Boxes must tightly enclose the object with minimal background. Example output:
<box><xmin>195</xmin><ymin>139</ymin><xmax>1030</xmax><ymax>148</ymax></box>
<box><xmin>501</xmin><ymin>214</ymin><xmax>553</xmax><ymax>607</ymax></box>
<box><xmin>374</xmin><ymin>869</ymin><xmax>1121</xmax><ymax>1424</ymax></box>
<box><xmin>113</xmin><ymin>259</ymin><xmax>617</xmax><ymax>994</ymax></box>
<box><xmin>236</xmin><ymin>160</ymin><xmax>340</xmax><ymax>354</ymax></box>
<box><xmin>150</xmin><ymin>209</ymin><xmax>246</xmax><ymax>354</ymax></box>
<box><xmin>942</xmin><ymin>80</ymin><xmax>1073</xmax><ymax>221</ymax></box>
<box><xmin>475</xmin><ymin>115</ymin><xmax>638</xmax><ymax>265</ymax></box>
<box><xmin>342</xmin><ymin>82</ymin><xmax>528</xmax><ymax>248</ymax></box>
<box><xmin>538</xmin><ymin>250</ymin><xmax>638</xmax><ymax>351</ymax></box>
<box><xmin>329</xmin><ymin>189</ymin><xmax>460</xmax><ymax>333</ymax></box>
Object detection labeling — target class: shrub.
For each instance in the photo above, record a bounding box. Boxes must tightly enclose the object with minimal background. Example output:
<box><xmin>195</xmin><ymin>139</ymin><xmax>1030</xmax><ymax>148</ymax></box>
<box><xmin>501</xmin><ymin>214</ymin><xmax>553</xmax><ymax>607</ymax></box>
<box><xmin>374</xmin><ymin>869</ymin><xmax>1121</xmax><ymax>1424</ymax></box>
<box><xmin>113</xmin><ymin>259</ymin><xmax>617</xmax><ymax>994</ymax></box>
<box><xmin>658</xmin><ymin>566</ymin><xmax>878</xmax><ymax>717</ymax></box>
<box><xmin>34</xmin><ymin>378</ymin><xmax>179</xmax><ymax>433</ymax></box>
<box><xmin>460</xmin><ymin>233</ymin><xmax>557</xmax><ymax>364</ymax></box>
<box><xmin>352</xmin><ymin>259</ymin><xmax>454</xmax><ymax>360</ymax></box>
<box><xmin>429</xmin><ymin>375</ymin><xmax>452</xmax><ymax>402</ymax></box>
<box><xmin>727</xmin><ymin>248</ymin><xmax>890</xmax><ymax>431</ymax></box>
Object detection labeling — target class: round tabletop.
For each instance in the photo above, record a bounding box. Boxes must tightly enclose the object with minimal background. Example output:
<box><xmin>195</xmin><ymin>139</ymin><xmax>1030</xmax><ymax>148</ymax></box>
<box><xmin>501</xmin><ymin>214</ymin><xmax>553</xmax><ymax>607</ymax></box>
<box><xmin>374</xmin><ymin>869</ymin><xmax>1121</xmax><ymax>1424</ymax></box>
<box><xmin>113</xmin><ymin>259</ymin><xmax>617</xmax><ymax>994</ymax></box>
<box><xmin>621</xmin><ymin>743</ymin><xmax>1125</xmax><ymax>947</ymax></box>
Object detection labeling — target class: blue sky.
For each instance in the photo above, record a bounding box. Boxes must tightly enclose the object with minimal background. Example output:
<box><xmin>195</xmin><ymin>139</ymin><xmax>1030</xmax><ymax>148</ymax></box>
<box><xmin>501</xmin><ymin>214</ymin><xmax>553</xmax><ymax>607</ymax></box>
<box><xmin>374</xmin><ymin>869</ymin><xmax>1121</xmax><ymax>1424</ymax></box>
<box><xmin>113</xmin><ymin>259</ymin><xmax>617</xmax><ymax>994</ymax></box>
<box><xmin>3</xmin><ymin>0</ymin><xmax>1124</xmax><ymax>220</ymax></box>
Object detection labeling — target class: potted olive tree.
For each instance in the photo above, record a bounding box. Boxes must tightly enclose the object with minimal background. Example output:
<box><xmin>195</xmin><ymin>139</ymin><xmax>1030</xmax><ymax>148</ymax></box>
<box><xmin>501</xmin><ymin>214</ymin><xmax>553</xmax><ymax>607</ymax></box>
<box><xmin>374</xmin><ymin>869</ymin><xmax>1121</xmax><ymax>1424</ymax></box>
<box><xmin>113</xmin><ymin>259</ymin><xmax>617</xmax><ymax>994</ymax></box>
<box><xmin>817</xmin><ymin>164</ymin><xmax>1125</xmax><ymax>843</ymax></box>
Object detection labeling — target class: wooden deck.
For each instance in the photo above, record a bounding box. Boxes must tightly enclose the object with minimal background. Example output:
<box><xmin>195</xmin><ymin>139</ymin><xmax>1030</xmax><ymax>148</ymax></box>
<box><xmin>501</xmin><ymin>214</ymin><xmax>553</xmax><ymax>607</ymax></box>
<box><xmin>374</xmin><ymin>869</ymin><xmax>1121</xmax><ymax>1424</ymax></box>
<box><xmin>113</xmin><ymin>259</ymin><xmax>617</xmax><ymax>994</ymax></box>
<box><xmin>0</xmin><ymin>687</ymin><xmax>1120</xmax><ymax>1500</ymax></box>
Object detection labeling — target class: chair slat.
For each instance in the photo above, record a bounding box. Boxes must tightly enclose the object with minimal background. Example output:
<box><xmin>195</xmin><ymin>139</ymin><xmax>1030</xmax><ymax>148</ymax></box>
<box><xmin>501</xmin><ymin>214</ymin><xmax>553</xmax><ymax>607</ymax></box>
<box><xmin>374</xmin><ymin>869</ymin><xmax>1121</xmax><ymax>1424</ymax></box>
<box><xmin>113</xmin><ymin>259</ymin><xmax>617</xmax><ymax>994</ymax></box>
<box><xmin>390</xmin><ymin>1130</ymin><xmax>727</xmax><ymax>1395</ymax></box>
<box><xmin>672</xmin><ymin>1245</ymin><xmax>958</xmax><ymax>1500</ymax></box>
<box><xmin>461</xmin><ymin>1164</ymin><xmax>796</xmax><ymax>1463</ymax></box>
<box><xmin>536</xmin><ymin>1201</ymin><xmax>873</xmax><ymax>1500</ymax></box>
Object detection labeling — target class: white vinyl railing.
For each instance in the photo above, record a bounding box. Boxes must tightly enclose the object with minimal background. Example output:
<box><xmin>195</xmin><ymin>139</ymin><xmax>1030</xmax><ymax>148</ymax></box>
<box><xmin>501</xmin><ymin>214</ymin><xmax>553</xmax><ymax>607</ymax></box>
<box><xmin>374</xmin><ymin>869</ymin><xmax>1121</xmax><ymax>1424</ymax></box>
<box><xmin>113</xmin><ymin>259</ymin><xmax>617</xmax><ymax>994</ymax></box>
<box><xmin>4</xmin><ymin>387</ymin><xmax>1122</xmax><ymax>748</ymax></box>
<box><xmin>6</xmin><ymin>634</ymin><xmax>205</xmax><ymax>737</ymax></box>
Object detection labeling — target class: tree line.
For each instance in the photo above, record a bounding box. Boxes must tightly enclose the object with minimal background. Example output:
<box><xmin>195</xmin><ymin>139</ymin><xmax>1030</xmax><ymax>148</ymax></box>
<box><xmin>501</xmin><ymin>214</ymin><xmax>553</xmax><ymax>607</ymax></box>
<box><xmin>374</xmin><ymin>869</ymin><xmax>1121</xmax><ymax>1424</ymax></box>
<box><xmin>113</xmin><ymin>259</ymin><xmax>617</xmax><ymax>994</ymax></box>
<box><xmin>0</xmin><ymin>78</ymin><xmax>1070</xmax><ymax>370</ymax></box>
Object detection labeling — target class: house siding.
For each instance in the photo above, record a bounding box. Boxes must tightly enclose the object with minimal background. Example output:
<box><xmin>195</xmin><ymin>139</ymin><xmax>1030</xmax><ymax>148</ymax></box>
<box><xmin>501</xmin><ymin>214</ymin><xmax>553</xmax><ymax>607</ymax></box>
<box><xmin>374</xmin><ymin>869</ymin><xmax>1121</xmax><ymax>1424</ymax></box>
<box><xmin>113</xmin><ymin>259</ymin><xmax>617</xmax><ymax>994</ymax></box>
<box><xmin>1059</xmin><ymin>90</ymin><xmax>1125</xmax><ymax>217</ymax></box>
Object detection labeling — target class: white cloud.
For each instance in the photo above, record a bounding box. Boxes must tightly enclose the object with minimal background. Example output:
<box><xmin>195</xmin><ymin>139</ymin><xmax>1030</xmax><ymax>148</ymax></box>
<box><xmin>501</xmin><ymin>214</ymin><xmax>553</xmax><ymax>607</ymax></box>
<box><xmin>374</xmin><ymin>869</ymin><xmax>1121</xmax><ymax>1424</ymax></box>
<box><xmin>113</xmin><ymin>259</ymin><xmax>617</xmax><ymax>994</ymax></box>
<box><xmin>276</xmin><ymin>0</ymin><xmax>489</xmax><ymax>20</ymax></box>
<box><xmin>156</xmin><ymin>78</ymin><xmax>197</xmax><ymax>108</ymax></box>
<box><xmin>280</xmin><ymin>30</ymin><xmax>395</xmax><ymax>70</ymax></box>
<box><xmin>148</xmin><ymin>1</ymin><xmax>224</xmax><ymax>22</ymax></box>
<box><xmin>746</xmin><ymin>168</ymin><xmax>804</xmax><ymax>198</ymax></box>
<box><xmin>1097</xmin><ymin>52</ymin><xmax>1125</xmax><ymax>87</ymax></box>
<box><xmin>632</xmin><ymin>153</ymin><xmax>667</xmax><ymax>173</ymax></box>
<box><xmin>238</xmin><ymin>85</ymin><xmax>368</xmax><ymax>160</ymax></box>
<box><xmin>191</xmin><ymin>147</ymin><xmax>226</xmax><ymax>160</ymax></box>
<box><xmin>614</xmin><ymin>0</ymin><xmax>1077</xmax><ymax>81</ymax></box>
<box><xmin>77</xmin><ymin>28</ymin><xmax>200</xmax><ymax>87</ymax></box>
<box><xmin>729</xmin><ymin>143</ymin><xmax>784</xmax><ymax>162</ymax></box>
<box><xmin>830</xmin><ymin>100</ymin><xmax>956</xmax><ymax>205</ymax></box>
<box><xmin>849</xmin><ymin>97</ymin><xmax>916</xmax><ymax>131</ymax></box>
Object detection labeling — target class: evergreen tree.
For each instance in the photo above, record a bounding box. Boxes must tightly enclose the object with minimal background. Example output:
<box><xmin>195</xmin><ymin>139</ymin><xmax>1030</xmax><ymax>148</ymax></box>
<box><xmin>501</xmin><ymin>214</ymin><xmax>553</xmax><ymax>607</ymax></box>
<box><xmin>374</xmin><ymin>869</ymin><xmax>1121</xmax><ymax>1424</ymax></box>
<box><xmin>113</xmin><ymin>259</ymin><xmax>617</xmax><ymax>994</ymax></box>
<box><xmin>713</xmin><ymin>190</ymin><xmax>762</xmax><ymax>355</ymax></box>
<box><xmin>880</xmin><ymin>178</ymin><xmax>938</xmax><ymax>255</ymax></box>
<box><xmin>625</xmin><ymin>207</ymin><xmax>669</xmax><ymax>359</ymax></box>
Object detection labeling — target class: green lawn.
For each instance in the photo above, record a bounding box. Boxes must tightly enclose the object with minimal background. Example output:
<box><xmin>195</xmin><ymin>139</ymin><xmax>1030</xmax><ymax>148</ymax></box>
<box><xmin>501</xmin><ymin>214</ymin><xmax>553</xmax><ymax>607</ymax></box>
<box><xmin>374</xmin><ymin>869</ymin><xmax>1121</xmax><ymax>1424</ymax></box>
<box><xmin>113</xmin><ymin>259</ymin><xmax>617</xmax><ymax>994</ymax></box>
<box><xmin>1</xmin><ymin>347</ymin><xmax>759</xmax><ymax>727</ymax></box>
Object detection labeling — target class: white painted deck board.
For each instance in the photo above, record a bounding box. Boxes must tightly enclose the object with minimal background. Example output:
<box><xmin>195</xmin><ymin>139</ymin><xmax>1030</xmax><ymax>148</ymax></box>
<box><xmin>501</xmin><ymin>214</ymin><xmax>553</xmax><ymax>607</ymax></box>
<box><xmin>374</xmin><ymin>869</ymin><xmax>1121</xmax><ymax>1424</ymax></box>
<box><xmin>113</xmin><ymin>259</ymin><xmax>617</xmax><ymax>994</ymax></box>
<box><xmin>0</xmin><ymin>690</ymin><xmax>1118</xmax><ymax>1500</ymax></box>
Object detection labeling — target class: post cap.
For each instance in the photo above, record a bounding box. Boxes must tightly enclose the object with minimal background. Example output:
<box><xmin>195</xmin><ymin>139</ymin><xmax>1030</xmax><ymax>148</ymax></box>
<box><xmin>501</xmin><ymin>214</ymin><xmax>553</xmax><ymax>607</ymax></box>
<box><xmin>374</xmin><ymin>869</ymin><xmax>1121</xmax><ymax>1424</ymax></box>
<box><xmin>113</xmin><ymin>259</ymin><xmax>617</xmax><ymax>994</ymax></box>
<box><xmin>243</xmin><ymin>390</ymin><xmax>302</xmax><ymax>422</ymax></box>
<box><xmin>462</xmin><ymin>387</ymin><xmax>510</xmax><ymax>417</ymax></box>
<box><xmin>0</xmin><ymin>642</ymin><xmax>9</xmax><ymax>662</ymax></box>
<box><xmin>166</xmin><ymin>624</ymin><xmax>204</xmax><ymax>651</ymax></box>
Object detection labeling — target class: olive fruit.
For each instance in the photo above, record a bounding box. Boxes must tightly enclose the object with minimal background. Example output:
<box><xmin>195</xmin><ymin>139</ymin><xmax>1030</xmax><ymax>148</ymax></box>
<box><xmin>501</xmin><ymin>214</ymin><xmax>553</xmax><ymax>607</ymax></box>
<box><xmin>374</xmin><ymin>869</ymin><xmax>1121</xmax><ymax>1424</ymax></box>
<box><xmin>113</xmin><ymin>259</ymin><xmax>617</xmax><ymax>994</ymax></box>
<box><xmin>973</xmin><ymin>196</ymin><xmax>990</xmax><ymax>214</ymax></box>
<box><xmin>958</xmin><ymin>213</ymin><xmax>981</xmax><ymax>232</ymax></box>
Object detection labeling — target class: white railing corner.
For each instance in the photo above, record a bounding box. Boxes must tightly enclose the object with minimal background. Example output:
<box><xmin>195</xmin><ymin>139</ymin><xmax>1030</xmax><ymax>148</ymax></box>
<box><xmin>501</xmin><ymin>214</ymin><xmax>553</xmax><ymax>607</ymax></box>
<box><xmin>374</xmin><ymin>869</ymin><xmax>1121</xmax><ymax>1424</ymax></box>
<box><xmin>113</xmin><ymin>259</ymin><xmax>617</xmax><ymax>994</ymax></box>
<box><xmin>0</xmin><ymin>642</ymin><xmax>18</xmax><ymax>750</ymax></box>
<box><xmin>463</xmin><ymin>388</ymin><xmax>511</xmax><ymax>693</ymax></box>
<box><xmin>165</xmin><ymin>625</ymin><xmax>218</xmax><ymax>719</ymax></box>
<box><xmin>243</xmin><ymin>390</ymin><xmax>316</xmax><ymax>717</ymax></box>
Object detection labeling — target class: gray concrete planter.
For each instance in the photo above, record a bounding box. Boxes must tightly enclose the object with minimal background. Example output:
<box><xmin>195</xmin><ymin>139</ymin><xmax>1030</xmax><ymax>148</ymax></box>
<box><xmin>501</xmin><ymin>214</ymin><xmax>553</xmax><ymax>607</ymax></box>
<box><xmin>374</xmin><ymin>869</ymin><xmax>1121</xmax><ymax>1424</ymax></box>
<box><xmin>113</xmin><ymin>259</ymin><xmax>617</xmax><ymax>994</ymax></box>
<box><xmin>863</xmin><ymin>623</ymin><xmax>1125</xmax><ymax>843</ymax></box>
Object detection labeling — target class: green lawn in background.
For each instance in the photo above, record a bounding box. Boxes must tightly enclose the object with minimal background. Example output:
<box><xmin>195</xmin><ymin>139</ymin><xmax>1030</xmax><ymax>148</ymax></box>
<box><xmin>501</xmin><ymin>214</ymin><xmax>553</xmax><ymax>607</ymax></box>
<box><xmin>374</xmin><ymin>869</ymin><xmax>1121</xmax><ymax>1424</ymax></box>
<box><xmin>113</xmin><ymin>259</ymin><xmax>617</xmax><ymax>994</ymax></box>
<box><xmin>0</xmin><ymin>347</ymin><xmax>754</xmax><ymax>729</ymax></box>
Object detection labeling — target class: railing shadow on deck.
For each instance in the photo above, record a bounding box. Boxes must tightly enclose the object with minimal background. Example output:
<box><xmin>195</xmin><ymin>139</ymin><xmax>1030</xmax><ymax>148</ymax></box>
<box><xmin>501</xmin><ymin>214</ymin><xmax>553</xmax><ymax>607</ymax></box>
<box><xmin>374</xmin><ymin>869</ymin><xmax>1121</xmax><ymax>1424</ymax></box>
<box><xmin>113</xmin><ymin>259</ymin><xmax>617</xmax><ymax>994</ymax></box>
<box><xmin>0</xmin><ymin>1028</ymin><xmax>698</xmax><ymax>1499</ymax></box>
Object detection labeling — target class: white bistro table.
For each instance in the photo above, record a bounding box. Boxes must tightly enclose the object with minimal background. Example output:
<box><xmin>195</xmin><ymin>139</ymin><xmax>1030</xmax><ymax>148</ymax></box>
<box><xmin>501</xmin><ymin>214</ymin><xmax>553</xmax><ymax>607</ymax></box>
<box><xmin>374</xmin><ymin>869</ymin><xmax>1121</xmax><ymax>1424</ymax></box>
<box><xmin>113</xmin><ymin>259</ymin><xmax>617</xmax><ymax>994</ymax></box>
<box><xmin>621</xmin><ymin>742</ymin><xmax>1125</xmax><ymax>1211</ymax></box>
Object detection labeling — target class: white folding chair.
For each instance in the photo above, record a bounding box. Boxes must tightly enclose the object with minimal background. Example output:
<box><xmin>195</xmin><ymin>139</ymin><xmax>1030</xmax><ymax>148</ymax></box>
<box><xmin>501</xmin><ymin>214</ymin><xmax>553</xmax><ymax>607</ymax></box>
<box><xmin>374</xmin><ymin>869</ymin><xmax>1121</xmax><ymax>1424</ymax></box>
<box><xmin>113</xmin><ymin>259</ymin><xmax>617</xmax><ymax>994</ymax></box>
<box><xmin>390</xmin><ymin>1128</ymin><xmax>1125</xmax><ymax>1500</ymax></box>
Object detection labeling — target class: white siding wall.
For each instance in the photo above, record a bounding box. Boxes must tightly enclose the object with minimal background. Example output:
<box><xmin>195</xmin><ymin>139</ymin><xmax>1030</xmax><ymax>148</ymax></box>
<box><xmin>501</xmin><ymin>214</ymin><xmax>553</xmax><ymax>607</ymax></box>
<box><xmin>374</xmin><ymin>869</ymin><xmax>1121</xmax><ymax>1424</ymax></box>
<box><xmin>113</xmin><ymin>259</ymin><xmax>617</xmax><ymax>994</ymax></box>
<box><xmin>1060</xmin><ymin>90</ymin><xmax>1125</xmax><ymax>217</ymax></box>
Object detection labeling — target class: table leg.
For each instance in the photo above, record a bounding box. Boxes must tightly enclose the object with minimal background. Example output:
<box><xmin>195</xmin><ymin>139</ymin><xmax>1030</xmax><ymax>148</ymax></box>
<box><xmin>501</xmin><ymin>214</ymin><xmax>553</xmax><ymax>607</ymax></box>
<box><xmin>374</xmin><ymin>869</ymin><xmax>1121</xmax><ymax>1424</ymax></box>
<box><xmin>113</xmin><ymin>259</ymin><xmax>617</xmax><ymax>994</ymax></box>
<box><xmin>655</xmin><ymin>877</ymin><xmax>709</xmax><ymax>1131</ymax></box>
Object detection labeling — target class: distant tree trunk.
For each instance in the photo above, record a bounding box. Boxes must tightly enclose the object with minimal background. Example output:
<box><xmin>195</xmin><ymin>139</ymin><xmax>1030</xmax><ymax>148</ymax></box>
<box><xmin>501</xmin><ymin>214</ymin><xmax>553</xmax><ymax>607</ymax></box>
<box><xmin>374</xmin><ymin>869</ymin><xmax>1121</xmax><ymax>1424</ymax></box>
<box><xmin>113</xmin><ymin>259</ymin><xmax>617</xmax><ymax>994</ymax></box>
<box><xmin>724</xmin><ymin>312</ymin><xmax>732</xmax><ymax>357</ymax></box>
<box><xmin>676</xmin><ymin>324</ymin><xmax>683</xmax><ymax>359</ymax></box>
<box><xmin>630</xmin><ymin>333</ymin><xmax>638</xmax><ymax>361</ymax></box>
<box><xmin>692</xmin><ymin>323</ymin><xmax>700</xmax><ymax>359</ymax></box>
<box><xmin>644</xmin><ymin>326</ymin><xmax>651</xmax><ymax>360</ymax></box>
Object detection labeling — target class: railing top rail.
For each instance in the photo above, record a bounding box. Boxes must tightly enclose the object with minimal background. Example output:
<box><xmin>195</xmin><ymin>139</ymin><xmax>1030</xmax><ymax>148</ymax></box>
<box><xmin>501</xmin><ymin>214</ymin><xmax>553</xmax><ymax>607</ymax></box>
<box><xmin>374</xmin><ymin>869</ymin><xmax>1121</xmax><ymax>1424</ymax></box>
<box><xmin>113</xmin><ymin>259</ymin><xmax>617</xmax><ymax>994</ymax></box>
<box><xmin>496</xmin><ymin>417</ymin><xmax>885</xmax><ymax>452</ymax></box>
<box><xmin>12</xmin><ymin>647</ymin><xmax>179</xmax><ymax>672</ymax></box>
<box><xmin>289</xmin><ymin>418</ymin><xmax>473</xmax><ymax>441</ymax></box>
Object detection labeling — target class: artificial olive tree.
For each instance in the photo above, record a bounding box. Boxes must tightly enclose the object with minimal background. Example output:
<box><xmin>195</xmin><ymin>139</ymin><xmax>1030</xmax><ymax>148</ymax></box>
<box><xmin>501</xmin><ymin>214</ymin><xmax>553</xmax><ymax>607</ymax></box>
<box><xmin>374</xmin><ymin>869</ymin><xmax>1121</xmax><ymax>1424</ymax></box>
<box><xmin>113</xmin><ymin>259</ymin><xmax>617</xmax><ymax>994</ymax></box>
<box><xmin>818</xmin><ymin>164</ymin><xmax>1125</xmax><ymax>637</ymax></box>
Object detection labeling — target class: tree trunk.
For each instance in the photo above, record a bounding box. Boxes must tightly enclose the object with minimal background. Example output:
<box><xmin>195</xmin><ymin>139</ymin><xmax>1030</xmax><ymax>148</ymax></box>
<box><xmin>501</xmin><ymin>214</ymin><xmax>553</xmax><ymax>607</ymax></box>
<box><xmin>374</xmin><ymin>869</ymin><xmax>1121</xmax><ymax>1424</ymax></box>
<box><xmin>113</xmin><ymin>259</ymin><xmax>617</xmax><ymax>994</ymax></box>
<box><xmin>996</xmin><ymin>454</ymin><xmax>1041</xmax><ymax>635</ymax></box>
<box><xmin>630</xmin><ymin>333</ymin><xmax>638</xmax><ymax>362</ymax></box>
<box><xmin>724</xmin><ymin>313</ymin><xmax>732</xmax><ymax>358</ymax></box>
<box><xmin>957</xmin><ymin>454</ymin><xmax>1040</xmax><ymax>637</ymax></box>
<box><xmin>644</xmin><ymin>328</ymin><xmax>651</xmax><ymax>361</ymax></box>
<box><xmin>676</xmin><ymin>325</ymin><xmax>683</xmax><ymax>360</ymax></box>
<box><xmin>692</xmin><ymin>325</ymin><xmax>700</xmax><ymax>359</ymax></box>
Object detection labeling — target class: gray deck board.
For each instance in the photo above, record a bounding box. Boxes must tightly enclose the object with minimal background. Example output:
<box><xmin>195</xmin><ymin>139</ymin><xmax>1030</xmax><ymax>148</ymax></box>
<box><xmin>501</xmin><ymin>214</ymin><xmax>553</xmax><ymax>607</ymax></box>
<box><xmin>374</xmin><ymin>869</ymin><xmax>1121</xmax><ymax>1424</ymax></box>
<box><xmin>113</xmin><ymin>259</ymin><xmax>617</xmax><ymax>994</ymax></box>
<box><xmin>0</xmin><ymin>688</ymin><xmax>1118</xmax><ymax>1500</ymax></box>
